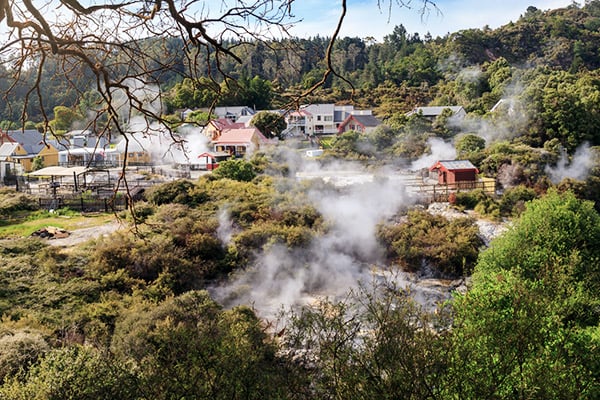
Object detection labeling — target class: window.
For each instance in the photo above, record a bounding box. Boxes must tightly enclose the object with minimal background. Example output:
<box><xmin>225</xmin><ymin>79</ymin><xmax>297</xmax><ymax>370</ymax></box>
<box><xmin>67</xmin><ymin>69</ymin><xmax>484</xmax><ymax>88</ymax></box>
<box><xmin>317</xmin><ymin>115</ymin><xmax>321</xmax><ymax>121</ymax></box>
<box><xmin>324</xmin><ymin>115</ymin><xmax>333</xmax><ymax>122</ymax></box>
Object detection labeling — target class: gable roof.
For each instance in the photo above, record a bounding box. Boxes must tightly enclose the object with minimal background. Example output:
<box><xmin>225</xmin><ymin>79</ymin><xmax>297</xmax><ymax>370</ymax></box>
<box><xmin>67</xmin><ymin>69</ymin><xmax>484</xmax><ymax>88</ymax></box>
<box><xmin>0</xmin><ymin>143</ymin><xmax>22</xmax><ymax>160</ymax></box>
<box><xmin>406</xmin><ymin>106</ymin><xmax>465</xmax><ymax>118</ymax></box>
<box><xmin>214</xmin><ymin>127</ymin><xmax>267</xmax><ymax>144</ymax></box>
<box><xmin>208</xmin><ymin>118</ymin><xmax>245</xmax><ymax>131</ymax></box>
<box><xmin>429</xmin><ymin>160</ymin><xmax>478</xmax><ymax>172</ymax></box>
<box><xmin>348</xmin><ymin>114</ymin><xmax>381</xmax><ymax>127</ymax></box>
<box><xmin>5</xmin><ymin>129</ymin><xmax>48</xmax><ymax>155</ymax></box>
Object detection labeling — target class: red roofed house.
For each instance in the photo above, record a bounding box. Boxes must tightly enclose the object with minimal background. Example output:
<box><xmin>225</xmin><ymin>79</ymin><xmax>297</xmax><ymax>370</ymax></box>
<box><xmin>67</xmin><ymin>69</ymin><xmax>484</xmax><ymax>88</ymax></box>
<box><xmin>429</xmin><ymin>160</ymin><xmax>479</xmax><ymax>185</ymax></box>
<box><xmin>203</xmin><ymin>118</ymin><xmax>245</xmax><ymax>141</ymax></box>
<box><xmin>213</xmin><ymin>127</ymin><xmax>269</xmax><ymax>157</ymax></box>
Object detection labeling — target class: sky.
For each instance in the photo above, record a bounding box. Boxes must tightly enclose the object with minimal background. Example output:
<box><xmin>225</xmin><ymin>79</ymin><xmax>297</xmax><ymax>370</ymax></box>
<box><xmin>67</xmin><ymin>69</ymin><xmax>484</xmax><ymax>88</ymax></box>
<box><xmin>287</xmin><ymin>0</ymin><xmax>575</xmax><ymax>41</ymax></box>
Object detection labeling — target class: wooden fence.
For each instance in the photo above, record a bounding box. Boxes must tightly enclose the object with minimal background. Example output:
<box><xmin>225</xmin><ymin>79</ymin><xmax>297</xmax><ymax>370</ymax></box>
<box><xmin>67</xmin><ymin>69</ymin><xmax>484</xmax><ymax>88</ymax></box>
<box><xmin>38</xmin><ymin>195</ymin><xmax>128</xmax><ymax>213</ymax></box>
<box><xmin>407</xmin><ymin>178</ymin><xmax>496</xmax><ymax>204</ymax></box>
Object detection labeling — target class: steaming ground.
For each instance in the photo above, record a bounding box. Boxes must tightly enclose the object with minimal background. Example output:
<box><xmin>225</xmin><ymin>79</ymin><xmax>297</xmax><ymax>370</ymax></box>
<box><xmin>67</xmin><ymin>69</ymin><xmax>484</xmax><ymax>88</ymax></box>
<box><xmin>210</xmin><ymin>162</ymin><xmax>482</xmax><ymax>320</ymax></box>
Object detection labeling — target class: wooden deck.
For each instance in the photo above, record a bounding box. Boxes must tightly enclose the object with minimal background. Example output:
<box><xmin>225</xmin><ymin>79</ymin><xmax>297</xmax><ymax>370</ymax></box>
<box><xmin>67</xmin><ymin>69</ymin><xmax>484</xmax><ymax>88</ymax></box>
<box><xmin>404</xmin><ymin>178</ymin><xmax>496</xmax><ymax>204</ymax></box>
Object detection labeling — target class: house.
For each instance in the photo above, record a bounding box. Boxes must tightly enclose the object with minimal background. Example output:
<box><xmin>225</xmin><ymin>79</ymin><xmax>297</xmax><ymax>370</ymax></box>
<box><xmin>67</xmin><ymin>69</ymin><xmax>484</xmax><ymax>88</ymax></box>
<box><xmin>283</xmin><ymin>104</ymin><xmax>373</xmax><ymax>137</ymax></box>
<box><xmin>0</xmin><ymin>142</ymin><xmax>27</xmax><ymax>181</ymax></box>
<box><xmin>337</xmin><ymin>114</ymin><xmax>382</xmax><ymax>134</ymax></box>
<box><xmin>429</xmin><ymin>160</ymin><xmax>479</xmax><ymax>185</ymax></box>
<box><xmin>212</xmin><ymin>106</ymin><xmax>256</xmax><ymax>122</ymax></box>
<box><xmin>406</xmin><ymin>106</ymin><xmax>467</xmax><ymax>120</ymax></box>
<box><xmin>203</xmin><ymin>118</ymin><xmax>245</xmax><ymax>141</ymax></box>
<box><xmin>115</xmin><ymin>138</ymin><xmax>152</xmax><ymax>166</ymax></box>
<box><xmin>0</xmin><ymin>129</ymin><xmax>59</xmax><ymax>172</ymax></box>
<box><xmin>213</xmin><ymin>127</ymin><xmax>269</xmax><ymax>157</ymax></box>
<box><xmin>54</xmin><ymin>130</ymin><xmax>113</xmax><ymax>167</ymax></box>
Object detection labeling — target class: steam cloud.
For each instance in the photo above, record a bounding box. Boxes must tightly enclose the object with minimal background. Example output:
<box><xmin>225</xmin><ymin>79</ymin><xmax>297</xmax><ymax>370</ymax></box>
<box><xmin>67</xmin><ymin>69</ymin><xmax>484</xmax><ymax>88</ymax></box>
<box><xmin>546</xmin><ymin>143</ymin><xmax>595</xmax><ymax>184</ymax></box>
<box><xmin>211</xmin><ymin>158</ymin><xmax>415</xmax><ymax>319</ymax></box>
<box><xmin>410</xmin><ymin>137</ymin><xmax>456</xmax><ymax>170</ymax></box>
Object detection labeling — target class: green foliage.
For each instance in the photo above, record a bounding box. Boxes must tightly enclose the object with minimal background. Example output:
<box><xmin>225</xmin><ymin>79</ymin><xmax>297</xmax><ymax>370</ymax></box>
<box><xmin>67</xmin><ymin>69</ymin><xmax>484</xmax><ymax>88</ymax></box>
<box><xmin>284</xmin><ymin>280</ymin><xmax>450</xmax><ymax>399</ymax></box>
<box><xmin>329</xmin><ymin>130</ymin><xmax>375</xmax><ymax>160</ymax></box>
<box><xmin>145</xmin><ymin>179</ymin><xmax>207</xmax><ymax>206</ymax></box>
<box><xmin>111</xmin><ymin>291</ymin><xmax>291</xmax><ymax>399</ymax></box>
<box><xmin>0</xmin><ymin>330</ymin><xmax>49</xmax><ymax>381</ymax></box>
<box><xmin>250</xmin><ymin>111</ymin><xmax>286</xmax><ymax>139</ymax></box>
<box><xmin>498</xmin><ymin>184</ymin><xmax>537</xmax><ymax>216</ymax></box>
<box><xmin>447</xmin><ymin>190</ymin><xmax>600</xmax><ymax>398</ymax></box>
<box><xmin>0</xmin><ymin>345</ymin><xmax>138</xmax><ymax>399</ymax></box>
<box><xmin>377</xmin><ymin>209</ymin><xmax>483</xmax><ymax>276</ymax></box>
<box><xmin>212</xmin><ymin>159</ymin><xmax>257</xmax><ymax>182</ymax></box>
<box><xmin>455</xmin><ymin>133</ymin><xmax>486</xmax><ymax>158</ymax></box>
<box><xmin>51</xmin><ymin>106</ymin><xmax>82</xmax><ymax>131</ymax></box>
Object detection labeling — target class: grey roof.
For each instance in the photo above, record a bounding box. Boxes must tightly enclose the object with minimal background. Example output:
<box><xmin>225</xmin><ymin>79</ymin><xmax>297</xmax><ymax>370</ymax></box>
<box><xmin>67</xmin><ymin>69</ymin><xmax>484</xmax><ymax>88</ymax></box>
<box><xmin>5</xmin><ymin>129</ymin><xmax>47</xmax><ymax>155</ymax></box>
<box><xmin>437</xmin><ymin>160</ymin><xmax>477</xmax><ymax>170</ymax></box>
<box><xmin>349</xmin><ymin>114</ymin><xmax>381</xmax><ymax>127</ymax></box>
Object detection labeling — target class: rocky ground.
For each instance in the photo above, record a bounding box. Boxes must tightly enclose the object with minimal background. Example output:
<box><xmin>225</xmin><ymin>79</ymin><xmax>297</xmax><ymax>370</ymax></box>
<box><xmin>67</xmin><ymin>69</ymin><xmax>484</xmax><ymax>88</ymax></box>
<box><xmin>426</xmin><ymin>202</ymin><xmax>508</xmax><ymax>246</ymax></box>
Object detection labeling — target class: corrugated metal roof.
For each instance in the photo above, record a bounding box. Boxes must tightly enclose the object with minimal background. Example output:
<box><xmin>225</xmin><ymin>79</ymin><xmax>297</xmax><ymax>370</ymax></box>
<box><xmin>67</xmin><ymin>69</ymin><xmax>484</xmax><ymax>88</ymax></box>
<box><xmin>0</xmin><ymin>142</ymin><xmax>20</xmax><ymax>159</ymax></box>
<box><xmin>437</xmin><ymin>160</ymin><xmax>477</xmax><ymax>170</ymax></box>
<box><xmin>350</xmin><ymin>114</ymin><xmax>381</xmax><ymax>127</ymax></box>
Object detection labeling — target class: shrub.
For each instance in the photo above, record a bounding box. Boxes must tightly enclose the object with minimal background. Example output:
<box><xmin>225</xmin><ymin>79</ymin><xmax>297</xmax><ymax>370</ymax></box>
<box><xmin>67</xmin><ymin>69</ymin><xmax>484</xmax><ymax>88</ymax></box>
<box><xmin>377</xmin><ymin>210</ymin><xmax>483</xmax><ymax>276</ymax></box>
<box><xmin>0</xmin><ymin>330</ymin><xmax>49</xmax><ymax>380</ymax></box>
<box><xmin>499</xmin><ymin>185</ymin><xmax>537</xmax><ymax>216</ymax></box>
<box><xmin>212</xmin><ymin>159</ymin><xmax>257</xmax><ymax>182</ymax></box>
<box><xmin>146</xmin><ymin>179</ymin><xmax>206</xmax><ymax>206</ymax></box>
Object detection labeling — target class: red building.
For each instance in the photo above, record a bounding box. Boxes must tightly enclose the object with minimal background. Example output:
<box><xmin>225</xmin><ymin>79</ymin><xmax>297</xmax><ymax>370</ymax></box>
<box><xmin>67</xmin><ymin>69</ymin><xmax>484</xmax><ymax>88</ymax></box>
<box><xmin>429</xmin><ymin>160</ymin><xmax>479</xmax><ymax>185</ymax></box>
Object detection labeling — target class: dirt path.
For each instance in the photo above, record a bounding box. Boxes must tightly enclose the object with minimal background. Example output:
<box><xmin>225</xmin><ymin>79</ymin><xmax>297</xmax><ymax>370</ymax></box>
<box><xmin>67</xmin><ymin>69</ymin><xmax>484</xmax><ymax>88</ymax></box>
<box><xmin>47</xmin><ymin>220</ymin><xmax>127</xmax><ymax>247</ymax></box>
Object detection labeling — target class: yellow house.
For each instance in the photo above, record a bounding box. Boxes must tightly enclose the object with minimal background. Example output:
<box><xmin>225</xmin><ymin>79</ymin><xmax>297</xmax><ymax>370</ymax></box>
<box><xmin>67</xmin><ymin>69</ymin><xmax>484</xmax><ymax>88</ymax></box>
<box><xmin>0</xmin><ymin>142</ymin><xmax>28</xmax><ymax>176</ymax></box>
<box><xmin>35</xmin><ymin>142</ymin><xmax>59</xmax><ymax>169</ymax></box>
<box><xmin>116</xmin><ymin>137</ymin><xmax>152</xmax><ymax>166</ymax></box>
<box><xmin>1</xmin><ymin>129</ymin><xmax>59</xmax><ymax>172</ymax></box>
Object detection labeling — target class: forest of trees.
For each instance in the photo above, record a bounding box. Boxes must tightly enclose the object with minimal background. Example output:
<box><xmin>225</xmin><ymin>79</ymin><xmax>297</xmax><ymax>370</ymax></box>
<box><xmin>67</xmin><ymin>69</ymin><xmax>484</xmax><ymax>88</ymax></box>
<box><xmin>1</xmin><ymin>1</ymin><xmax>600</xmax><ymax>398</ymax></box>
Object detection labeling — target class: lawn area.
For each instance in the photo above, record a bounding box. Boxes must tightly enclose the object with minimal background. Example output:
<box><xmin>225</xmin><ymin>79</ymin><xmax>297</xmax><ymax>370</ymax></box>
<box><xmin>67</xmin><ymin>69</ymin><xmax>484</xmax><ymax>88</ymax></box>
<box><xmin>0</xmin><ymin>211</ymin><xmax>118</xmax><ymax>239</ymax></box>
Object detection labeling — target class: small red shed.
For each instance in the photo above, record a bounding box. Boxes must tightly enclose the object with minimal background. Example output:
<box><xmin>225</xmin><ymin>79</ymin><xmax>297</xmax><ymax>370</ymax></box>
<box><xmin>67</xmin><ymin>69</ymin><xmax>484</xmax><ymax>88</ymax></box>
<box><xmin>429</xmin><ymin>160</ymin><xmax>479</xmax><ymax>184</ymax></box>
<box><xmin>197</xmin><ymin>151</ymin><xmax>231</xmax><ymax>170</ymax></box>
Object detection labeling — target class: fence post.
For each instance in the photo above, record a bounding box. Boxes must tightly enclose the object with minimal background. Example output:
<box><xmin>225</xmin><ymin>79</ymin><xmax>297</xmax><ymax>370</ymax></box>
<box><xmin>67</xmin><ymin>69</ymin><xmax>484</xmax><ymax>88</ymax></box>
<box><xmin>80</xmin><ymin>196</ymin><xmax>84</xmax><ymax>211</ymax></box>
<box><xmin>104</xmin><ymin>198</ymin><xmax>108</xmax><ymax>213</ymax></box>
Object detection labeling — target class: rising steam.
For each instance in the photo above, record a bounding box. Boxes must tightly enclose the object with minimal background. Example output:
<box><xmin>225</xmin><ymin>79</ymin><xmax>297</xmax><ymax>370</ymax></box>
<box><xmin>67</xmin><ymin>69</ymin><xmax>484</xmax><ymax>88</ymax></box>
<box><xmin>211</xmin><ymin>159</ymin><xmax>414</xmax><ymax>318</ymax></box>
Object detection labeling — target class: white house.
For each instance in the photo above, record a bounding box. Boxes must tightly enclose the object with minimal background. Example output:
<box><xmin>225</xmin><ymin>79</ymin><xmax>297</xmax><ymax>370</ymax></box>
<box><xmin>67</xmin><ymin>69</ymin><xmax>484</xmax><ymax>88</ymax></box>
<box><xmin>283</xmin><ymin>104</ymin><xmax>373</xmax><ymax>136</ymax></box>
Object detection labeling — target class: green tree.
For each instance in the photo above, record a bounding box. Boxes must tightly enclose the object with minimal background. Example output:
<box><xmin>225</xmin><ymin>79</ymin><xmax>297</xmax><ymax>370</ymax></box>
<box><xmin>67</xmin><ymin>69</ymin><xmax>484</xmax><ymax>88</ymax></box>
<box><xmin>250</xmin><ymin>111</ymin><xmax>286</xmax><ymax>139</ymax></box>
<box><xmin>446</xmin><ymin>190</ymin><xmax>600</xmax><ymax>398</ymax></box>
<box><xmin>51</xmin><ymin>106</ymin><xmax>82</xmax><ymax>131</ymax></box>
<box><xmin>455</xmin><ymin>133</ymin><xmax>486</xmax><ymax>158</ymax></box>
<box><xmin>111</xmin><ymin>291</ymin><xmax>292</xmax><ymax>400</ymax></box>
<box><xmin>31</xmin><ymin>156</ymin><xmax>45</xmax><ymax>171</ymax></box>
<box><xmin>212</xmin><ymin>159</ymin><xmax>256</xmax><ymax>182</ymax></box>
<box><xmin>284</xmin><ymin>281</ymin><xmax>449</xmax><ymax>399</ymax></box>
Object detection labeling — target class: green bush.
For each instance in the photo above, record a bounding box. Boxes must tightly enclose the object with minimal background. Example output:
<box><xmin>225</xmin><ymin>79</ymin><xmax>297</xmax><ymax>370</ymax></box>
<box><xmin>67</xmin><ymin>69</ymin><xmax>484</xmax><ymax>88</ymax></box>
<box><xmin>146</xmin><ymin>179</ymin><xmax>207</xmax><ymax>206</ymax></box>
<box><xmin>0</xmin><ymin>330</ymin><xmax>49</xmax><ymax>381</ymax></box>
<box><xmin>499</xmin><ymin>185</ymin><xmax>537</xmax><ymax>216</ymax></box>
<box><xmin>212</xmin><ymin>159</ymin><xmax>257</xmax><ymax>182</ymax></box>
<box><xmin>377</xmin><ymin>209</ymin><xmax>483</xmax><ymax>276</ymax></box>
